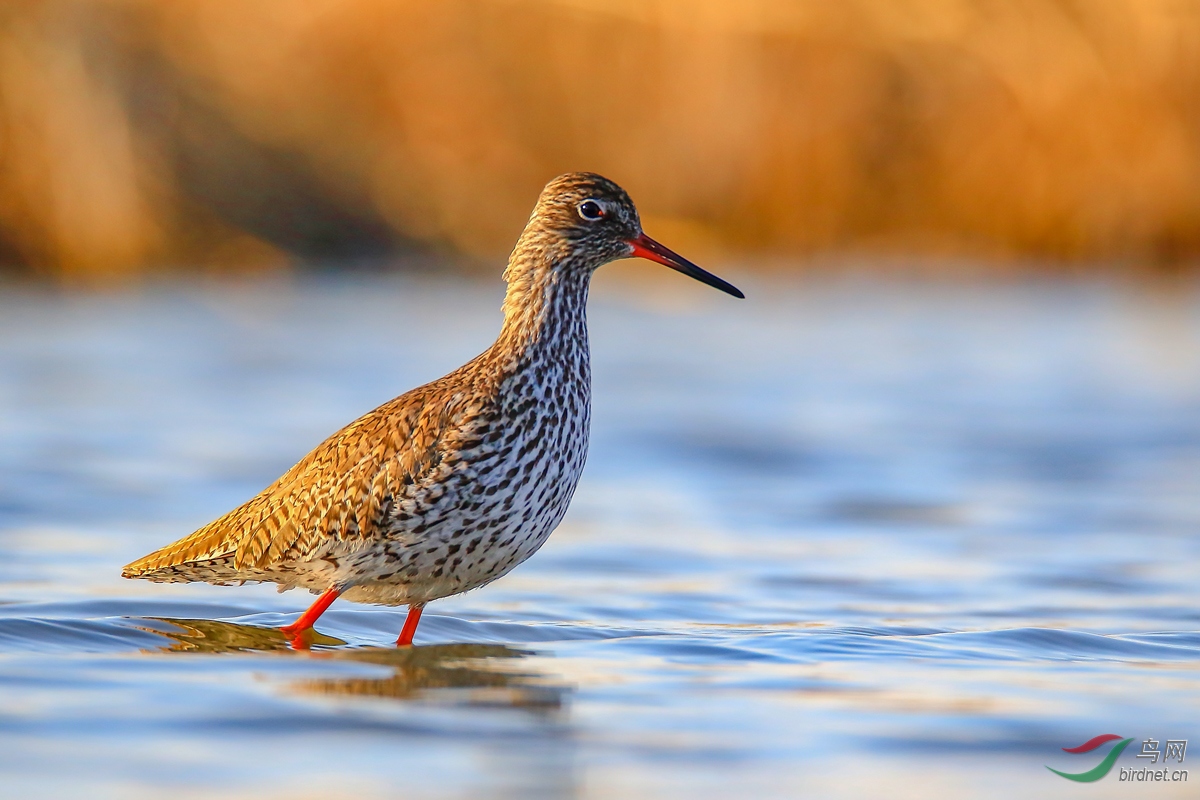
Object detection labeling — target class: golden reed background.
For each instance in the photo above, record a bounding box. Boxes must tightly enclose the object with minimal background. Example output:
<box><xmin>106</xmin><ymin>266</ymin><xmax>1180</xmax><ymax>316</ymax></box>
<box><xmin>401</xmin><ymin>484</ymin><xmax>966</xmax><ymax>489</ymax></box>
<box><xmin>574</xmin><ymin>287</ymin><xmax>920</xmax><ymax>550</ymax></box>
<box><xmin>2</xmin><ymin>0</ymin><xmax>1200</xmax><ymax>282</ymax></box>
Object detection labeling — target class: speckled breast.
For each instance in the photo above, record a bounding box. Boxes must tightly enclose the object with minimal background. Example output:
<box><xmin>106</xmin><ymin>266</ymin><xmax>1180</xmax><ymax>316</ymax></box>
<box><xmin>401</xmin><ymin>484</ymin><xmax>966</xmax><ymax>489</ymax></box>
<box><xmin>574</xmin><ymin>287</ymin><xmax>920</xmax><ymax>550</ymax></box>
<box><xmin>340</xmin><ymin>344</ymin><xmax>592</xmax><ymax>606</ymax></box>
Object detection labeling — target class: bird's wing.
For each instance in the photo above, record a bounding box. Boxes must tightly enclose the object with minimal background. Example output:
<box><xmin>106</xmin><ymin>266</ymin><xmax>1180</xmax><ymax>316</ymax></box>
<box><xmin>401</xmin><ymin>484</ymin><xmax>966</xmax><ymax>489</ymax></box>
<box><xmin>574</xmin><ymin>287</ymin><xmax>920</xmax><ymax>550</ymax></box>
<box><xmin>122</xmin><ymin>385</ymin><xmax>475</xmax><ymax>577</ymax></box>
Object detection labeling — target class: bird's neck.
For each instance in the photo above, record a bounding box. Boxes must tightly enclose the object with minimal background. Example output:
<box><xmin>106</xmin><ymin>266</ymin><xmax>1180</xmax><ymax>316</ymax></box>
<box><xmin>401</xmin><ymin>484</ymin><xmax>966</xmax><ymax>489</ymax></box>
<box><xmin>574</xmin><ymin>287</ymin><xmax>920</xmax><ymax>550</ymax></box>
<box><xmin>495</xmin><ymin>245</ymin><xmax>592</xmax><ymax>362</ymax></box>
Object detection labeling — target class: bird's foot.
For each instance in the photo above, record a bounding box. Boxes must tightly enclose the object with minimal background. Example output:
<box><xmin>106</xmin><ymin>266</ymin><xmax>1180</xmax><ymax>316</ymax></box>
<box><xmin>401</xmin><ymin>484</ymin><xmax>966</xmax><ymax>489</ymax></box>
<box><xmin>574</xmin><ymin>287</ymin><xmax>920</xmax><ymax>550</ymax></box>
<box><xmin>281</xmin><ymin>623</ymin><xmax>315</xmax><ymax>650</ymax></box>
<box><xmin>278</xmin><ymin>587</ymin><xmax>341</xmax><ymax>649</ymax></box>
<box><xmin>278</xmin><ymin>619</ymin><xmax>307</xmax><ymax>637</ymax></box>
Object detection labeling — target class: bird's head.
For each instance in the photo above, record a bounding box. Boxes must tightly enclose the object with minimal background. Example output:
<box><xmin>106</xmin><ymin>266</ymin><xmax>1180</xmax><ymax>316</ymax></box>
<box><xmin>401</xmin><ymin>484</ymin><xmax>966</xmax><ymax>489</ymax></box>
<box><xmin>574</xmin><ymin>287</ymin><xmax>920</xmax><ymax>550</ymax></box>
<box><xmin>513</xmin><ymin>172</ymin><xmax>744</xmax><ymax>299</ymax></box>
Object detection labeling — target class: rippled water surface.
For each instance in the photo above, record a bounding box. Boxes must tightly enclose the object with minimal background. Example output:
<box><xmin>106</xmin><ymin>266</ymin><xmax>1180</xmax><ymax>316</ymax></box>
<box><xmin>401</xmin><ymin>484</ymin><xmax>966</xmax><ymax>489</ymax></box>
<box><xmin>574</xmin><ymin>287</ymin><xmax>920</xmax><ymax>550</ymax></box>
<box><xmin>1</xmin><ymin>271</ymin><xmax>1198</xmax><ymax>798</ymax></box>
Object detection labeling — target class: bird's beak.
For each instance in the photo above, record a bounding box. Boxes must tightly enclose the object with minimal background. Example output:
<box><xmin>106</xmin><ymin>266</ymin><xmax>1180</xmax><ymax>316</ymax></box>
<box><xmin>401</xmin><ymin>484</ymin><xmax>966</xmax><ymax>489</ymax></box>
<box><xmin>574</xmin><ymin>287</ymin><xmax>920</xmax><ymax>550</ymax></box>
<box><xmin>627</xmin><ymin>233</ymin><xmax>744</xmax><ymax>299</ymax></box>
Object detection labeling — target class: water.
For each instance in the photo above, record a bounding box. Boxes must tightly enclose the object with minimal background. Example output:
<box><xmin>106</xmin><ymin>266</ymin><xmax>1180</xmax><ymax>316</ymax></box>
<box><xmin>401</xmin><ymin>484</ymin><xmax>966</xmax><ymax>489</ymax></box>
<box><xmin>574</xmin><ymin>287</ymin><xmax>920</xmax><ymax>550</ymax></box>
<box><xmin>1</xmin><ymin>270</ymin><xmax>1198</xmax><ymax>799</ymax></box>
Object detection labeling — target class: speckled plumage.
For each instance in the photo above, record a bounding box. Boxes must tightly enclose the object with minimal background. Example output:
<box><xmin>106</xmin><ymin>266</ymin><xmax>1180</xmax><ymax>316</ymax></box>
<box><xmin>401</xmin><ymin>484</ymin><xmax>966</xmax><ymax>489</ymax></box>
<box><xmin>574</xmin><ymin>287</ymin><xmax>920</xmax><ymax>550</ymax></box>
<box><xmin>123</xmin><ymin>172</ymin><xmax>742</xmax><ymax>639</ymax></box>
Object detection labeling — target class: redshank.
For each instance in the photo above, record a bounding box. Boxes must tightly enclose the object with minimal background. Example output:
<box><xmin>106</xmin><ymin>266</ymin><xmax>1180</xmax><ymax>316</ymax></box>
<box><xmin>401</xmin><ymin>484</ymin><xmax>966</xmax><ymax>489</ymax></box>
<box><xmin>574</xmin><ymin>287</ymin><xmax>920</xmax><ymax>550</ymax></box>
<box><xmin>122</xmin><ymin>172</ymin><xmax>743</xmax><ymax>647</ymax></box>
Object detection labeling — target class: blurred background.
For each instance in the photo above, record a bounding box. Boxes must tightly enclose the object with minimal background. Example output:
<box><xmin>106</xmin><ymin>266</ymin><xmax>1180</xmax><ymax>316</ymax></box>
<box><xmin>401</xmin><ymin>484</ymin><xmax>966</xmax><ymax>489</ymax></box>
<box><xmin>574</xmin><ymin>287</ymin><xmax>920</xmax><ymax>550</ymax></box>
<box><xmin>4</xmin><ymin>0</ymin><xmax>1200</xmax><ymax>284</ymax></box>
<box><xmin>3</xmin><ymin>4</ymin><xmax>1200</xmax><ymax>799</ymax></box>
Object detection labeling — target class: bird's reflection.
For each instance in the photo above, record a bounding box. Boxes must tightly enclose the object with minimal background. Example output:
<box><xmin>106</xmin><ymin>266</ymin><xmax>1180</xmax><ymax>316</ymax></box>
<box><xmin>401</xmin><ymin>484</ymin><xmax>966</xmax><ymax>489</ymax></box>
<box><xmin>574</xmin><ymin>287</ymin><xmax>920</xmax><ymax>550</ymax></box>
<box><xmin>142</xmin><ymin>616</ymin><xmax>345</xmax><ymax>652</ymax></box>
<box><xmin>139</xmin><ymin>618</ymin><xmax>567</xmax><ymax>711</ymax></box>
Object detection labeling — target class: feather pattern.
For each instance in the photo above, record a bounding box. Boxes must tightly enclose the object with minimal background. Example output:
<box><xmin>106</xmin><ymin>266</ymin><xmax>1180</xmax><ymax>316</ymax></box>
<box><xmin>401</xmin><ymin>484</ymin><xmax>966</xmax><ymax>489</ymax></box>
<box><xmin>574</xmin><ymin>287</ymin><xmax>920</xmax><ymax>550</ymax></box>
<box><xmin>122</xmin><ymin>174</ymin><xmax>627</xmax><ymax>606</ymax></box>
<box><xmin>122</xmin><ymin>172</ymin><xmax>739</xmax><ymax>618</ymax></box>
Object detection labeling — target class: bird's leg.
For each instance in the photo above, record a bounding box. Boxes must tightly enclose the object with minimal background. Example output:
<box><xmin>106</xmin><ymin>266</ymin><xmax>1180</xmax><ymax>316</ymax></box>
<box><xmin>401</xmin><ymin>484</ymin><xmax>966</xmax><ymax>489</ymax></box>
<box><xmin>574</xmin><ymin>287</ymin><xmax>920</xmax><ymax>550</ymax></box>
<box><xmin>396</xmin><ymin>603</ymin><xmax>424</xmax><ymax>646</ymax></box>
<box><xmin>280</xmin><ymin>587</ymin><xmax>340</xmax><ymax>639</ymax></box>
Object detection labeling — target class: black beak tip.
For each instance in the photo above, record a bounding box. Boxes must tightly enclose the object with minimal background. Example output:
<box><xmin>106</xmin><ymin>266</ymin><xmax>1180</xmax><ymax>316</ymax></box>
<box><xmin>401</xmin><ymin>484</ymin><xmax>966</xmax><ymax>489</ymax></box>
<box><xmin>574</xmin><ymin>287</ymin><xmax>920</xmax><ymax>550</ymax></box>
<box><xmin>702</xmin><ymin>274</ymin><xmax>745</xmax><ymax>299</ymax></box>
<box><xmin>628</xmin><ymin>233</ymin><xmax>745</xmax><ymax>300</ymax></box>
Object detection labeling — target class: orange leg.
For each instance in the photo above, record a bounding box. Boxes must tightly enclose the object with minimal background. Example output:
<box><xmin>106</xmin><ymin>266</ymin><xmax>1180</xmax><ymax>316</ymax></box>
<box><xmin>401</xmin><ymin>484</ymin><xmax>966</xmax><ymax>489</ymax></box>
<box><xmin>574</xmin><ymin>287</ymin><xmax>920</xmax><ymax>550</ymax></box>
<box><xmin>280</xmin><ymin>587</ymin><xmax>340</xmax><ymax>639</ymax></box>
<box><xmin>396</xmin><ymin>603</ymin><xmax>424</xmax><ymax>646</ymax></box>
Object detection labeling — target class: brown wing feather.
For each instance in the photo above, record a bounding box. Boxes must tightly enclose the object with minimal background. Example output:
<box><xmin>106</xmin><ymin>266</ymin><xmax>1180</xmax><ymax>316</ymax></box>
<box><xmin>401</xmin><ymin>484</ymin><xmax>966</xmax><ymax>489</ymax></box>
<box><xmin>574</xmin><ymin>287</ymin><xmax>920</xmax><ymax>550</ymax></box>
<box><xmin>122</xmin><ymin>384</ymin><xmax>462</xmax><ymax>578</ymax></box>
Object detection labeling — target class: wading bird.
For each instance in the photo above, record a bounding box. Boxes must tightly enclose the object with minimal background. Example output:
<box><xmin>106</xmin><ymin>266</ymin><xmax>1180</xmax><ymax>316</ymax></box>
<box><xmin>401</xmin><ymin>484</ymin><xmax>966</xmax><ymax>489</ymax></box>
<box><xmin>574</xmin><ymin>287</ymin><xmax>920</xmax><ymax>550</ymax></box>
<box><xmin>123</xmin><ymin>173</ymin><xmax>743</xmax><ymax>647</ymax></box>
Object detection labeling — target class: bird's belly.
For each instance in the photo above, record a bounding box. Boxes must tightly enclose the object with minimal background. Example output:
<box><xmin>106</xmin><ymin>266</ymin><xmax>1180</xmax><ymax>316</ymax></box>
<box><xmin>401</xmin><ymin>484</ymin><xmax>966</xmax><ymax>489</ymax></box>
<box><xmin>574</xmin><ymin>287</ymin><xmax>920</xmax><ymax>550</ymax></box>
<box><xmin>340</xmin><ymin>433</ymin><xmax>587</xmax><ymax>606</ymax></box>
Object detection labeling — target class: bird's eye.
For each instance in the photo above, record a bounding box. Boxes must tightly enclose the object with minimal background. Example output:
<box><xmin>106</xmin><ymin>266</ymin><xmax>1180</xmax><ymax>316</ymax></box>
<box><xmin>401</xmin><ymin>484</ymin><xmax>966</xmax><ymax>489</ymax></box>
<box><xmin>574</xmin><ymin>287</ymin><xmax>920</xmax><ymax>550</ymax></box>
<box><xmin>578</xmin><ymin>200</ymin><xmax>605</xmax><ymax>221</ymax></box>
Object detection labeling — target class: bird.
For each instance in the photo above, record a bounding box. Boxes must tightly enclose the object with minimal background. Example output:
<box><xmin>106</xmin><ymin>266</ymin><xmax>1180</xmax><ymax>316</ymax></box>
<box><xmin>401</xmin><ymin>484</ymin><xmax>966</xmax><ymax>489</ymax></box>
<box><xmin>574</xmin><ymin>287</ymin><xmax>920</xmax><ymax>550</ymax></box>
<box><xmin>122</xmin><ymin>172</ymin><xmax>743</xmax><ymax>647</ymax></box>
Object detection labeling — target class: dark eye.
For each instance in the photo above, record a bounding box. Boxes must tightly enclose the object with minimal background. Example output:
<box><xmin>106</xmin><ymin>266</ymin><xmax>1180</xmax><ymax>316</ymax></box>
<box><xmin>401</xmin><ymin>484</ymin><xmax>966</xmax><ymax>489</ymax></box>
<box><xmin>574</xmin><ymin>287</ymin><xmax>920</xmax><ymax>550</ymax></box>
<box><xmin>578</xmin><ymin>200</ymin><xmax>605</xmax><ymax>220</ymax></box>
